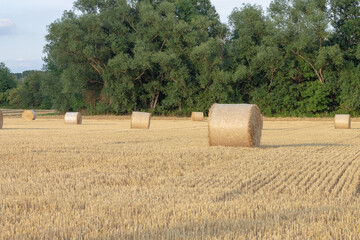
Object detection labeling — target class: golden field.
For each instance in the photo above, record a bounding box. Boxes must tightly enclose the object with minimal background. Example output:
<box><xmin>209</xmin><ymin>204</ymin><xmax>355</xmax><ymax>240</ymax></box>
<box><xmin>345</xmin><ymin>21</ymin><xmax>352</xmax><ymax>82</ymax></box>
<box><xmin>1</xmin><ymin>116</ymin><xmax>360</xmax><ymax>239</ymax></box>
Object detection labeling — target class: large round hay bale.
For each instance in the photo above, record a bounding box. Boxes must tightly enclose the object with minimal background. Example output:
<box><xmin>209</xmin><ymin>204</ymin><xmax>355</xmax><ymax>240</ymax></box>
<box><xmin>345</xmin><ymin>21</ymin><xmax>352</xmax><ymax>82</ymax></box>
<box><xmin>131</xmin><ymin>111</ymin><xmax>151</xmax><ymax>129</ymax></box>
<box><xmin>191</xmin><ymin>112</ymin><xmax>204</xmax><ymax>121</ymax></box>
<box><xmin>0</xmin><ymin>110</ymin><xmax>3</xmax><ymax>129</ymax></box>
<box><xmin>208</xmin><ymin>104</ymin><xmax>262</xmax><ymax>147</ymax></box>
<box><xmin>22</xmin><ymin>110</ymin><xmax>36</xmax><ymax>120</ymax></box>
<box><xmin>334</xmin><ymin>114</ymin><xmax>350</xmax><ymax>129</ymax></box>
<box><xmin>64</xmin><ymin>112</ymin><xmax>82</xmax><ymax>124</ymax></box>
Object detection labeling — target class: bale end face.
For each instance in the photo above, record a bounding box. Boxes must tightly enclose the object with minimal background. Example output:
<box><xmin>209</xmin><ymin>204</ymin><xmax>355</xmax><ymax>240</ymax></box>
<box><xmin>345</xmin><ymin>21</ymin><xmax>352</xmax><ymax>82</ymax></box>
<box><xmin>334</xmin><ymin>114</ymin><xmax>351</xmax><ymax>129</ymax></box>
<box><xmin>191</xmin><ymin>112</ymin><xmax>204</xmax><ymax>121</ymax></box>
<box><xmin>64</xmin><ymin>112</ymin><xmax>82</xmax><ymax>124</ymax></box>
<box><xmin>22</xmin><ymin>110</ymin><xmax>36</xmax><ymax>120</ymax></box>
<box><xmin>131</xmin><ymin>112</ymin><xmax>151</xmax><ymax>129</ymax></box>
<box><xmin>208</xmin><ymin>104</ymin><xmax>262</xmax><ymax>147</ymax></box>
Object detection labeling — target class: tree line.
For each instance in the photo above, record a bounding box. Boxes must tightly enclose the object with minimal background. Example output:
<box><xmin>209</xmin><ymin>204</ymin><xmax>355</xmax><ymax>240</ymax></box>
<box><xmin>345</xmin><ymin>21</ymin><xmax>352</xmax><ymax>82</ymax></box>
<box><xmin>0</xmin><ymin>0</ymin><xmax>359</xmax><ymax>116</ymax></box>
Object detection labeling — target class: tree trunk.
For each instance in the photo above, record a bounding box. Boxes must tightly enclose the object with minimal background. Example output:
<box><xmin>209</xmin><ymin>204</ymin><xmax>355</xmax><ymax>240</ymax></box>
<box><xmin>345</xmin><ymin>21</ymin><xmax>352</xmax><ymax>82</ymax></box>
<box><xmin>151</xmin><ymin>93</ymin><xmax>159</xmax><ymax>109</ymax></box>
<box><xmin>291</xmin><ymin>50</ymin><xmax>325</xmax><ymax>84</ymax></box>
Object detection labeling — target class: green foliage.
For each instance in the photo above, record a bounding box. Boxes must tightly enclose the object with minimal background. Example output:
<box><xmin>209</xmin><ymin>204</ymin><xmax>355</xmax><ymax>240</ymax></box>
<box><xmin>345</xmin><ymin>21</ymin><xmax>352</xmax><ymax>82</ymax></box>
<box><xmin>298</xmin><ymin>81</ymin><xmax>334</xmax><ymax>114</ymax></box>
<box><xmin>330</xmin><ymin>0</ymin><xmax>360</xmax><ymax>60</ymax></box>
<box><xmin>251</xmin><ymin>77</ymin><xmax>300</xmax><ymax>116</ymax></box>
<box><xmin>339</xmin><ymin>64</ymin><xmax>360</xmax><ymax>111</ymax></box>
<box><xmin>8</xmin><ymin>71</ymin><xmax>61</xmax><ymax>109</ymax></box>
<box><xmin>0</xmin><ymin>90</ymin><xmax>12</xmax><ymax>107</ymax></box>
<box><xmin>0</xmin><ymin>63</ymin><xmax>16</xmax><ymax>92</ymax></box>
<box><xmin>5</xmin><ymin>0</ymin><xmax>350</xmax><ymax>117</ymax></box>
<box><xmin>0</xmin><ymin>62</ymin><xmax>17</xmax><ymax>106</ymax></box>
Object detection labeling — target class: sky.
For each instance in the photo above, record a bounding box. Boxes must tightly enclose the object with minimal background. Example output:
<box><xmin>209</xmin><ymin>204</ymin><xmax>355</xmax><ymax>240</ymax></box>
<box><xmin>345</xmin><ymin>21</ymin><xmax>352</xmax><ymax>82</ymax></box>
<box><xmin>0</xmin><ymin>0</ymin><xmax>272</xmax><ymax>73</ymax></box>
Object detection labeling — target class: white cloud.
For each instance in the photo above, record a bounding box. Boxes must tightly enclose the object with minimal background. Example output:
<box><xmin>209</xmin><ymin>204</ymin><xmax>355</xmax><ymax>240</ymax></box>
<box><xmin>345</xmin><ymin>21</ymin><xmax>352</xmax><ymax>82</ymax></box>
<box><xmin>0</xmin><ymin>18</ymin><xmax>15</xmax><ymax>35</ymax></box>
<box><xmin>0</xmin><ymin>18</ymin><xmax>15</xmax><ymax>28</ymax></box>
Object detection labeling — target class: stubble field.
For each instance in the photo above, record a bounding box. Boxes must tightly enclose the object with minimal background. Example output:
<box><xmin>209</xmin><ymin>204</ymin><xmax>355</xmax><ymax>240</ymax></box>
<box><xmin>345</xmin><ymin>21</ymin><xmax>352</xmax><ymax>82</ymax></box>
<box><xmin>1</xmin><ymin>116</ymin><xmax>360</xmax><ymax>239</ymax></box>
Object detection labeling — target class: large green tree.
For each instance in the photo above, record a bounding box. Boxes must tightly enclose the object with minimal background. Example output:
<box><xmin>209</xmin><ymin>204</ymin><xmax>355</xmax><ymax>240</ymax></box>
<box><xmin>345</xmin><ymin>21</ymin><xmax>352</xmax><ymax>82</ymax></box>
<box><xmin>330</xmin><ymin>0</ymin><xmax>360</xmax><ymax>61</ymax></box>
<box><xmin>329</xmin><ymin>0</ymin><xmax>360</xmax><ymax>111</ymax></box>
<box><xmin>41</xmin><ymin>0</ymin><xmax>359</xmax><ymax>116</ymax></box>
<box><xmin>0</xmin><ymin>62</ymin><xmax>16</xmax><ymax>106</ymax></box>
<box><xmin>45</xmin><ymin>0</ymin><xmax>226</xmax><ymax>114</ymax></box>
<box><xmin>269</xmin><ymin>0</ymin><xmax>343</xmax><ymax>84</ymax></box>
<box><xmin>227</xmin><ymin>4</ymin><xmax>271</xmax><ymax>103</ymax></box>
<box><xmin>0</xmin><ymin>62</ymin><xmax>16</xmax><ymax>93</ymax></box>
<box><xmin>8</xmin><ymin>71</ymin><xmax>59</xmax><ymax>109</ymax></box>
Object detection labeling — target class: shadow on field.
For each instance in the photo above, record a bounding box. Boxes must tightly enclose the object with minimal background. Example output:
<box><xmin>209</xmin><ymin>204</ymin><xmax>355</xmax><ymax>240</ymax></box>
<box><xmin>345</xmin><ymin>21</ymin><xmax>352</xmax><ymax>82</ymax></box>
<box><xmin>82</xmin><ymin>123</ymin><xmax>116</xmax><ymax>126</ymax></box>
<box><xmin>113</xmin><ymin>207</ymin><xmax>325</xmax><ymax>240</ymax></box>
<box><xmin>109</xmin><ymin>141</ymin><xmax>126</xmax><ymax>144</ymax></box>
<box><xmin>262</xmin><ymin>128</ymin><xmax>289</xmax><ymax>131</ymax></box>
<box><xmin>107</xmin><ymin>137</ymin><xmax>178</xmax><ymax>145</ymax></box>
<box><xmin>261</xmin><ymin>143</ymin><xmax>349</xmax><ymax>148</ymax></box>
<box><xmin>1</xmin><ymin>128</ymin><xmax>60</xmax><ymax>130</ymax></box>
<box><xmin>113</xmin><ymin>220</ymin><xmax>253</xmax><ymax>239</ymax></box>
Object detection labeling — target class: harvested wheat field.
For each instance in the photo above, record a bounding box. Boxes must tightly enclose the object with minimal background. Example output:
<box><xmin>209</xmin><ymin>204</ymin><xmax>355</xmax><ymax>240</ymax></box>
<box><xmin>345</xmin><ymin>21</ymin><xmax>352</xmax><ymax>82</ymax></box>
<box><xmin>1</xmin><ymin>117</ymin><xmax>360</xmax><ymax>239</ymax></box>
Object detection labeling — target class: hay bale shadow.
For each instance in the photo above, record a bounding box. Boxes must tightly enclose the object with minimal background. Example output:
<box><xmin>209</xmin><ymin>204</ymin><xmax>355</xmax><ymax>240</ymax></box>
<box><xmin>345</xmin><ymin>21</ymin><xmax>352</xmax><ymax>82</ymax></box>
<box><xmin>261</xmin><ymin>143</ymin><xmax>349</xmax><ymax>148</ymax></box>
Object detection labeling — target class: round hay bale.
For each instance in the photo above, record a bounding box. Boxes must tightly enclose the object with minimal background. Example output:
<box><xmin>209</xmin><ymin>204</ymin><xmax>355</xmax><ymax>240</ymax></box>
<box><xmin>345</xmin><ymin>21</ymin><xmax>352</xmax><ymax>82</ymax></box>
<box><xmin>191</xmin><ymin>112</ymin><xmax>204</xmax><ymax>121</ymax></box>
<box><xmin>131</xmin><ymin>111</ymin><xmax>151</xmax><ymax>129</ymax></box>
<box><xmin>334</xmin><ymin>114</ymin><xmax>350</xmax><ymax>129</ymax></box>
<box><xmin>22</xmin><ymin>110</ymin><xmax>36</xmax><ymax>120</ymax></box>
<box><xmin>208</xmin><ymin>104</ymin><xmax>262</xmax><ymax>147</ymax></box>
<box><xmin>0</xmin><ymin>110</ymin><xmax>3</xmax><ymax>129</ymax></box>
<box><xmin>64</xmin><ymin>112</ymin><xmax>82</xmax><ymax>124</ymax></box>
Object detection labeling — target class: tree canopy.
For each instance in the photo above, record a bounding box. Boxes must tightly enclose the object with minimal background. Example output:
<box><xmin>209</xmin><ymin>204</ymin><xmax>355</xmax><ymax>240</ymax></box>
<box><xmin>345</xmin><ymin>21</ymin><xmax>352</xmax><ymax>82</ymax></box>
<box><xmin>0</xmin><ymin>62</ymin><xmax>17</xmax><ymax>106</ymax></box>
<box><xmin>6</xmin><ymin>0</ymin><xmax>360</xmax><ymax>116</ymax></box>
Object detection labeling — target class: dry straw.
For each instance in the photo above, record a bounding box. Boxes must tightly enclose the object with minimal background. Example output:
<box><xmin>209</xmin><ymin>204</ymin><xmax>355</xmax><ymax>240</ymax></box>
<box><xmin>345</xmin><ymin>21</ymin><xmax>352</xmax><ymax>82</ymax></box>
<box><xmin>64</xmin><ymin>112</ymin><xmax>82</xmax><ymax>124</ymax></box>
<box><xmin>22</xmin><ymin>110</ymin><xmax>36</xmax><ymax>120</ymax></box>
<box><xmin>191</xmin><ymin>112</ymin><xmax>204</xmax><ymax>121</ymax></box>
<box><xmin>131</xmin><ymin>111</ymin><xmax>151</xmax><ymax>129</ymax></box>
<box><xmin>208</xmin><ymin>104</ymin><xmax>262</xmax><ymax>147</ymax></box>
<box><xmin>0</xmin><ymin>109</ymin><xmax>3</xmax><ymax>129</ymax></box>
<box><xmin>334</xmin><ymin>114</ymin><xmax>351</xmax><ymax>129</ymax></box>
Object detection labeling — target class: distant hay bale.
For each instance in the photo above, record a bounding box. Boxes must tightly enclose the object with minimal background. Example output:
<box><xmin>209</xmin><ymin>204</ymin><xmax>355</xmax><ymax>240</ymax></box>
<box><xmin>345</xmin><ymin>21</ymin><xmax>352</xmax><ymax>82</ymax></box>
<box><xmin>131</xmin><ymin>111</ymin><xmax>151</xmax><ymax>129</ymax></box>
<box><xmin>64</xmin><ymin>112</ymin><xmax>82</xmax><ymax>124</ymax></box>
<box><xmin>334</xmin><ymin>114</ymin><xmax>351</xmax><ymax>129</ymax></box>
<box><xmin>208</xmin><ymin>104</ymin><xmax>262</xmax><ymax>147</ymax></box>
<box><xmin>22</xmin><ymin>110</ymin><xmax>36</xmax><ymax>120</ymax></box>
<box><xmin>0</xmin><ymin>110</ymin><xmax>3</xmax><ymax>129</ymax></box>
<box><xmin>191</xmin><ymin>112</ymin><xmax>204</xmax><ymax>121</ymax></box>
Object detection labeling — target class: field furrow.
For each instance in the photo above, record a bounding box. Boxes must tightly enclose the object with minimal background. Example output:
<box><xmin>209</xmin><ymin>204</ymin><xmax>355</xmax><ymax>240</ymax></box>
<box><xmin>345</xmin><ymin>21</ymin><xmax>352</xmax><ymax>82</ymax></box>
<box><xmin>332</xmin><ymin>162</ymin><xmax>360</xmax><ymax>196</ymax></box>
<box><xmin>271</xmin><ymin>161</ymin><xmax>315</xmax><ymax>194</ymax></box>
<box><xmin>296</xmin><ymin>161</ymin><xmax>326</xmax><ymax>191</ymax></box>
<box><xmin>307</xmin><ymin>160</ymin><xmax>343</xmax><ymax>193</ymax></box>
<box><xmin>320</xmin><ymin>162</ymin><xmax>348</xmax><ymax>193</ymax></box>
<box><xmin>325</xmin><ymin>156</ymin><xmax>356</xmax><ymax>195</ymax></box>
<box><xmin>1</xmin><ymin>118</ymin><xmax>360</xmax><ymax>239</ymax></box>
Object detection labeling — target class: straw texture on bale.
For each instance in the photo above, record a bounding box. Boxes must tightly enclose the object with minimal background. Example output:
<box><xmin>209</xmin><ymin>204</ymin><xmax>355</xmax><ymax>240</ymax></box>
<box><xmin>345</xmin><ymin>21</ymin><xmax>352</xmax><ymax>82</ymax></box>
<box><xmin>260</xmin><ymin>114</ymin><xmax>263</xmax><ymax>130</ymax></box>
<box><xmin>0</xmin><ymin>110</ymin><xmax>3</xmax><ymax>129</ymax></box>
<box><xmin>191</xmin><ymin>112</ymin><xmax>204</xmax><ymax>121</ymax></box>
<box><xmin>334</xmin><ymin>114</ymin><xmax>351</xmax><ymax>129</ymax></box>
<box><xmin>22</xmin><ymin>110</ymin><xmax>36</xmax><ymax>120</ymax></box>
<box><xmin>208</xmin><ymin>104</ymin><xmax>262</xmax><ymax>147</ymax></box>
<box><xmin>64</xmin><ymin>112</ymin><xmax>82</xmax><ymax>124</ymax></box>
<box><xmin>131</xmin><ymin>112</ymin><xmax>151</xmax><ymax>129</ymax></box>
